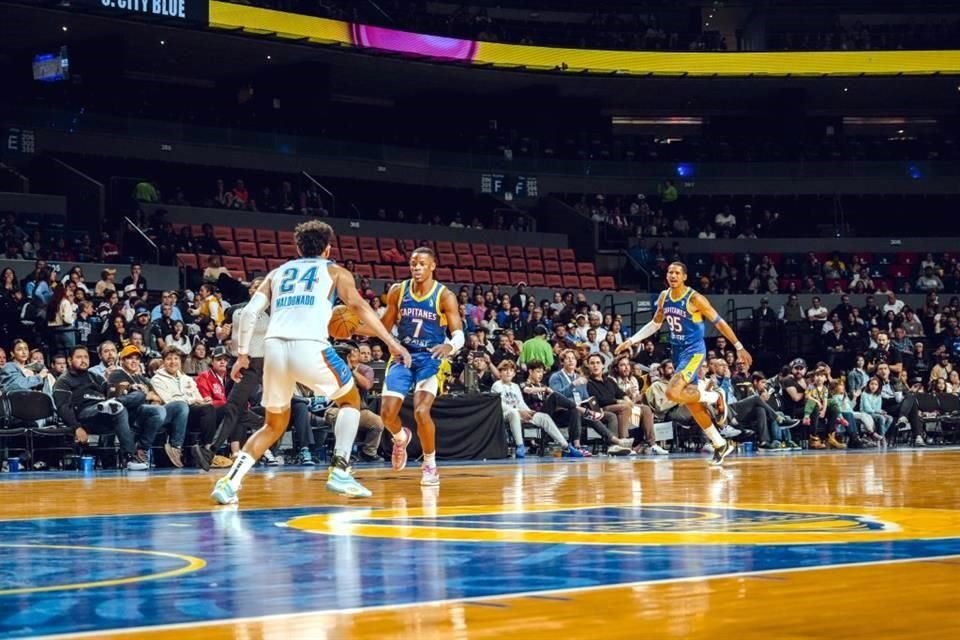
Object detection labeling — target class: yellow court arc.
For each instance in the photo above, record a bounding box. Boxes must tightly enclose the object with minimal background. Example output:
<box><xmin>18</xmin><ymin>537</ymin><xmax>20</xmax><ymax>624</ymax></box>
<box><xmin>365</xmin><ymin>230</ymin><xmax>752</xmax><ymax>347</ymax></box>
<box><xmin>0</xmin><ymin>543</ymin><xmax>206</xmax><ymax>596</ymax></box>
<box><xmin>286</xmin><ymin>502</ymin><xmax>960</xmax><ymax>546</ymax></box>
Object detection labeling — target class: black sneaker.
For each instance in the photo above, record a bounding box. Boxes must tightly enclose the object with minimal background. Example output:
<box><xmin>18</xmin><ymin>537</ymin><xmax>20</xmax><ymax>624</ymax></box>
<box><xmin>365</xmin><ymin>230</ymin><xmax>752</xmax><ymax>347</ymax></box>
<box><xmin>708</xmin><ymin>440</ymin><xmax>736</xmax><ymax>466</ymax></box>
<box><xmin>191</xmin><ymin>444</ymin><xmax>213</xmax><ymax>471</ymax></box>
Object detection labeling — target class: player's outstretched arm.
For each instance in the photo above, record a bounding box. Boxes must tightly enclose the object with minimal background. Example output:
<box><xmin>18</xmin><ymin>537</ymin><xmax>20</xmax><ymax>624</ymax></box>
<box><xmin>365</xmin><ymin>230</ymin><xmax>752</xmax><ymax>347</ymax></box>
<box><xmin>332</xmin><ymin>266</ymin><xmax>411</xmax><ymax>367</ymax></box>
<box><xmin>430</xmin><ymin>289</ymin><xmax>464</xmax><ymax>360</ymax></box>
<box><xmin>232</xmin><ymin>273</ymin><xmax>273</xmax><ymax>381</ymax></box>
<box><xmin>615</xmin><ymin>292</ymin><xmax>665</xmax><ymax>355</ymax></box>
<box><xmin>692</xmin><ymin>293</ymin><xmax>753</xmax><ymax>370</ymax></box>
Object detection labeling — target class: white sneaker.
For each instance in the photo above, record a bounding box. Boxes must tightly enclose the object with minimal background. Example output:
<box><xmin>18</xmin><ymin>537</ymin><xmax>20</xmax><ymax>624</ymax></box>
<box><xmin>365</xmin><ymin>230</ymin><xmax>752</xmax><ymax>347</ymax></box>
<box><xmin>607</xmin><ymin>444</ymin><xmax>631</xmax><ymax>456</ymax></box>
<box><xmin>617</xmin><ymin>437</ymin><xmax>634</xmax><ymax>448</ymax></box>
<box><xmin>720</xmin><ymin>426</ymin><xmax>742</xmax><ymax>438</ymax></box>
<box><xmin>262</xmin><ymin>449</ymin><xmax>280</xmax><ymax>466</ymax></box>
<box><xmin>649</xmin><ymin>444</ymin><xmax>670</xmax><ymax>455</ymax></box>
<box><xmin>126</xmin><ymin>459</ymin><xmax>149</xmax><ymax>471</ymax></box>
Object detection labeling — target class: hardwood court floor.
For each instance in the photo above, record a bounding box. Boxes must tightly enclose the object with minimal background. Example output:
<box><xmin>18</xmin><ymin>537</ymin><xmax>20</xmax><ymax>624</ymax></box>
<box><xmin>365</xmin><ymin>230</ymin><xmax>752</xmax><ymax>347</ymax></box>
<box><xmin>2</xmin><ymin>448</ymin><xmax>960</xmax><ymax>639</ymax></box>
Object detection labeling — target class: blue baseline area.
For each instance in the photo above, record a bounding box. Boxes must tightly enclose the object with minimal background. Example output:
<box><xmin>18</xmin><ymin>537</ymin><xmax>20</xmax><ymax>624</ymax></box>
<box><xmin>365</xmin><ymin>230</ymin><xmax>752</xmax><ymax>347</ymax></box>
<box><xmin>1</xmin><ymin>507</ymin><xmax>959</xmax><ymax>638</ymax></box>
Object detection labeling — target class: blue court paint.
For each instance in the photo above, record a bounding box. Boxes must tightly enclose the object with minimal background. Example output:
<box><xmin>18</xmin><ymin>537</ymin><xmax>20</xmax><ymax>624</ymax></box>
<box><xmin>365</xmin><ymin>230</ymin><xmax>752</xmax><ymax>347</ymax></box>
<box><xmin>0</xmin><ymin>504</ymin><xmax>959</xmax><ymax>638</ymax></box>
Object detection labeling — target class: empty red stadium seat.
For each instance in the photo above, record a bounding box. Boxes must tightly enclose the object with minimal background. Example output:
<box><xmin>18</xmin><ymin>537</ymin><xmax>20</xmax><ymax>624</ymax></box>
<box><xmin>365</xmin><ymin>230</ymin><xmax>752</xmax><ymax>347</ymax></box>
<box><xmin>360</xmin><ymin>248</ymin><xmax>381</xmax><ymax>264</ymax></box>
<box><xmin>223</xmin><ymin>256</ymin><xmax>245</xmax><ymax>273</ymax></box>
<box><xmin>491</xmin><ymin>271</ymin><xmax>509</xmax><ymax>285</ymax></box>
<box><xmin>340</xmin><ymin>248</ymin><xmax>361</xmax><ymax>263</ymax></box>
<box><xmin>259</xmin><ymin>243</ymin><xmax>279</xmax><ymax>259</ymax></box>
<box><xmin>524</xmin><ymin>247</ymin><xmax>541</xmax><ymax>260</ymax></box>
<box><xmin>244</xmin><ymin>257</ymin><xmax>267</xmax><ymax>275</ymax></box>
<box><xmin>471</xmin><ymin>243</ymin><xmax>489</xmax><ymax>255</ymax></box>
<box><xmin>543</xmin><ymin>260</ymin><xmax>561</xmax><ymax>274</ymax></box>
<box><xmin>598</xmin><ymin>276</ymin><xmax>616</xmax><ymax>290</ymax></box>
<box><xmin>509</xmin><ymin>257</ymin><xmax>527</xmax><ymax>271</ymax></box>
<box><xmin>237</xmin><ymin>241</ymin><xmax>257</xmax><ymax>257</ymax></box>
<box><xmin>545</xmin><ymin>274</ymin><xmax>563</xmax><ymax>288</ymax></box>
<box><xmin>435</xmin><ymin>267</ymin><xmax>453</xmax><ymax>281</ymax></box>
<box><xmin>176</xmin><ymin>253</ymin><xmax>198</xmax><ymax>269</ymax></box>
<box><xmin>438</xmin><ymin>252</ymin><xmax>457</xmax><ymax>267</ymax></box>
<box><xmin>580</xmin><ymin>275</ymin><xmax>598</xmax><ymax>289</ymax></box>
<box><xmin>510</xmin><ymin>272</ymin><xmax>527</xmax><ymax>286</ymax></box>
<box><xmin>191</xmin><ymin>224</ymin><xmax>204</xmax><ymax>236</ymax></box>
<box><xmin>507</xmin><ymin>245</ymin><xmax>524</xmax><ymax>258</ymax></box>
<box><xmin>527</xmin><ymin>259</ymin><xmax>543</xmax><ymax>273</ymax></box>
<box><xmin>220</xmin><ymin>241</ymin><xmax>237</xmax><ymax>256</ymax></box>
<box><xmin>541</xmin><ymin>248</ymin><xmax>559</xmax><ymax>262</ymax></box>
<box><xmin>454</xmin><ymin>268</ymin><xmax>473</xmax><ymax>283</ymax></box>
<box><xmin>527</xmin><ymin>273</ymin><xmax>545</xmax><ymax>287</ymax></box>
<box><xmin>489</xmin><ymin>245</ymin><xmax>507</xmax><ymax>257</ymax></box>
<box><xmin>459</xmin><ymin>253</ymin><xmax>476</xmax><ymax>268</ymax></box>
<box><xmin>473</xmin><ymin>269</ymin><xmax>491</xmax><ymax>284</ymax></box>
<box><xmin>559</xmin><ymin>249</ymin><xmax>575</xmax><ymax>262</ymax></box>
<box><xmin>267</xmin><ymin>258</ymin><xmax>286</xmax><ymax>271</ymax></box>
<box><xmin>493</xmin><ymin>256</ymin><xmax>510</xmax><ymax>271</ymax></box>
<box><xmin>379</xmin><ymin>237</ymin><xmax>398</xmax><ymax>252</ymax></box>
<box><xmin>454</xmin><ymin>242</ymin><xmax>471</xmax><ymax>255</ymax></box>
<box><xmin>279</xmin><ymin>244</ymin><xmax>298</xmax><ymax>258</ymax></box>
<box><xmin>234</xmin><ymin>228</ymin><xmax>255</xmax><ymax>243</ymax></box>
<box><xmin>436</xmin><ymin>241</ymin><xmax>454</xmax><ymax>254</ymax></box>
<box><xmin>214</xmin><ymin>226</ymin><xmax>233</xmax><ymax>241</ymax></box>
<box><xmin>476</xmin><ymin>255</ymin><xmax>493</xmax><ymax>269</ymax></box>
<box><xmin>561</xmin><ymin>262</ymin><xmax>577</xmax><ymax>275</ymax></box>
<box><xmin>354</xmin><ymin>264</ymin><xmax>374</xmax><ymax>279</ymax></box>
<box><xmin>277</xmin><ymin>231</ymin><xmax>295</xmax><ymax>245</ymax></box>
<box><xmin>358</xmin><ymin>236</ymin><xmax>378</xmax><ymax>251</ymax></box>
<box><xmin>374</xmin><ymin>265</ymin><xmax>394</xmax><ymax>279</ymax></box>
<box><xmin>562</xmin><ymin>275</ymin><xmax>580</xmax><ymax>288</ymax></box>
<box><xmin>578</xmin><ymin>262</ymin><xmax>595</xmax><ymax>276</ymax></box>
<box><xmin>256</xmin><ymin>229</ymin><xmax>276</xmax><ymax>244</ymax></box>
<box><xmin>339</xmin><ymin>236</ymin><xmax>358</xmax><ymax>250</ymax></box>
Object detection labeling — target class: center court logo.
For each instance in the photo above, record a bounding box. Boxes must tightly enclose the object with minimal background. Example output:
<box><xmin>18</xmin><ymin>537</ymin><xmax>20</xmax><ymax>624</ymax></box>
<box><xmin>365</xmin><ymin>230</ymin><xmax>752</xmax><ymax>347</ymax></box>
<box><xmin>284</xmin><ymin>503</ymin><xmax>958</xmax><ymax>546</ymax></box>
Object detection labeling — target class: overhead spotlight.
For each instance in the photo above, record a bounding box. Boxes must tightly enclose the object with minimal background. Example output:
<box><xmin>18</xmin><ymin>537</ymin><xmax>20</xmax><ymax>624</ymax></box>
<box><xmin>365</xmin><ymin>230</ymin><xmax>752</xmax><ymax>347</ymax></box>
<box><xmin>61</xmin><ymin>25</ymin><xmax>68</xmax><ymax>32</ymax></box>
<box><xmin>843</xmin><ymin>87</ymin><xmax>849</xmax><ymax>92</ymax></box>
<box><xmin>266</xmin><ymin>55</ymin><xmax>272</xmax><ymax>60</ymax></box>
<box><xmin>160</xmin><ymin>39</ymin><xmax>166</xmax><ymax>45</ymax></box>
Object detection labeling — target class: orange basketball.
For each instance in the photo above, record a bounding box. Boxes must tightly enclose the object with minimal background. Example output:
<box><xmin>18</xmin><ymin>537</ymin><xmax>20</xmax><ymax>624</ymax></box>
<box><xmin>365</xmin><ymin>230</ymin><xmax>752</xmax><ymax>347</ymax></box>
<box><xmin>328</xmin><ymin>304</ymin><xmax>361</xmax><ymax>340</ymax></box>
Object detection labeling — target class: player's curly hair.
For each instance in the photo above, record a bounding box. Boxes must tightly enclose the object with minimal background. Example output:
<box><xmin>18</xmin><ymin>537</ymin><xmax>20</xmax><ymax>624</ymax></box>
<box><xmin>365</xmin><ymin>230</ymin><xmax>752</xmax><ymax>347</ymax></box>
<box><xmin>294</xmin><ymin>220</ymin><xmax>334</xmax><ymax>258</ymax></box>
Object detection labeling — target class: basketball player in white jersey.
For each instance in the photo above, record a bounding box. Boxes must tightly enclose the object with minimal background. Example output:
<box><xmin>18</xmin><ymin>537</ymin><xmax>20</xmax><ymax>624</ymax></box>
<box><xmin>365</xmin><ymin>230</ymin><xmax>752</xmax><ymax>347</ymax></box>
<box><xmin>211</xmin><ymin>221</ymin><xmax>411</xmax><ymax>503</ymax></box>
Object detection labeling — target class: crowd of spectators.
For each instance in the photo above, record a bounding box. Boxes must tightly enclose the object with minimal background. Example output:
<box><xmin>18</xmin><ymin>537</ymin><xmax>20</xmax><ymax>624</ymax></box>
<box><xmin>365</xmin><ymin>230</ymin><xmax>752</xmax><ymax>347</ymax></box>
<box><xmin>4</xmin><ymin>242</ymin><xmax>959</xmax><ymax>473</ymax></box>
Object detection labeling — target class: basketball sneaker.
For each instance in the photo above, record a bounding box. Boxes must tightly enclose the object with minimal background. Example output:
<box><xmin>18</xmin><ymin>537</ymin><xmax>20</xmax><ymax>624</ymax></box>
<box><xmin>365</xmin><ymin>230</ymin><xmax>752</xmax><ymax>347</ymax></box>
<box><xmin>420</xmin><ymin>464</ymin><xmax>440</xmax><ymax>486</ymax></box>
<box><xmin>708</xmin><ymin>440</ymin><xmax>736</xmax><ymax>466</ymax></box>
<box><xmin>706</xmin><ymin>380</ymin><xmax>728</xmax><ymax>427</ymax></box>
<box><xmin>326</xmin><ymin>467</ymin><xmax>372</xmax><ymax>498</ymax></box>
<box><xmin>211</xmin><ymin>477</ymin><xmax>239</xmax><ymax>505</ymax></box>
<box><xmin>392</xmin><ymin>427</ymin><xmax>412</xmax><ymax>471</ymax></box>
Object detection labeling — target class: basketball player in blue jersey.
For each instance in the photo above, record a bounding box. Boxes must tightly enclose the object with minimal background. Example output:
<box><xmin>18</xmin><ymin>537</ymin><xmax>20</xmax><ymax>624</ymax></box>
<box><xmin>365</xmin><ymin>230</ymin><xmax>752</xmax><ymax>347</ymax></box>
<box><xmin>616</xmin><ymin>262</ymin><xmax>753</xmax><ymax>466</ymax></box>
<box><xmin>211</xmin><ymin>221</ymin><xmax>411</xmax><ymax>504</ymax></box>
<box><xmin>378</xmin><ymin>247</ymin><xmax>464</xmax><ymax>486</ymax></box>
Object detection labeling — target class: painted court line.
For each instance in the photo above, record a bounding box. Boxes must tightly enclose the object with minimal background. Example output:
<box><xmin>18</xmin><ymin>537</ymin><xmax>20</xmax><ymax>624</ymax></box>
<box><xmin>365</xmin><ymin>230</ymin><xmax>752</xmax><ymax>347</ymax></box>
<box><xmin>27</xmin><ymin>552</ymin><xmax>960</xmax><ymax>640</ymax></box>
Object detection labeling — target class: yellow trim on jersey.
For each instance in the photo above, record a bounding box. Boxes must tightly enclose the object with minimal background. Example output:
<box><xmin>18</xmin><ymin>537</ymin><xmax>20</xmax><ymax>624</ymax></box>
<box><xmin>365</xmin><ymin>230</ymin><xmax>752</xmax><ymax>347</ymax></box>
<box><xmin>436</xmin><ymin>284</ymin><xmax>449</xmax><ymax>327</ymax></box>
<box><xmin>409</xmin><ymin>279</ymin><xmax>438</xmax><ymax>303</ymax></box>
<box><xmin>679</xmin><ymin>352</ymin><xmax>705</xmax><ymax>383</ymax></box>
<box><xmin>667</xmin><ymin>285</ymin><xmax>689</xmax><ymax>303</ymax></box>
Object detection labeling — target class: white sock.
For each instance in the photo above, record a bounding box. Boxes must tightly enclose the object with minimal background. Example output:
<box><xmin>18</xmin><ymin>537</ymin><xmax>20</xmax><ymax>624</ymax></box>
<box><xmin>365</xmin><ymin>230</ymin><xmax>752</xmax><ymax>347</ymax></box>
<box><xmin>392</xmin><ymin>427</ymin><xmax>408</xmax><ymax>444</ymax></box>
<box><xmin>703</xmin><ymin>425</ymin><xmax>726</xmax><ymax>448</ymax></box>
<box><xmin>700</xmin><ymin>390</ymin><xmax>720</xmax><ymax>404</ymax></box>
<box><xmin>423</xmin><ymin>452</ymin><xmax>436</xmax><ymax>467</ymax></box>
<box><xmin>334</xmin><ymin>407</ymin><xmax>361</xmax><ymax>460</ymax></box>
<box><xmin>225</xmin><ymin>452</ymin><xmax>256</xmax><ymax>492</ymax></box>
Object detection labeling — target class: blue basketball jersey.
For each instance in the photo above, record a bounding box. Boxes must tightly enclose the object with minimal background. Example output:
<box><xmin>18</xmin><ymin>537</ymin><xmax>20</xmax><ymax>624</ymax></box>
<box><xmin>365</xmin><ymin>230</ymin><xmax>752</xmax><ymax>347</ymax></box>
<box><xmin>397</xmin><ymin>279</ymin><xmax>448</xmax><ymax>352</ymax></box>
<box><xmin>659</xmin><ymin>287</ymin><xmax>705</xmax><ymax>352</ymax></box>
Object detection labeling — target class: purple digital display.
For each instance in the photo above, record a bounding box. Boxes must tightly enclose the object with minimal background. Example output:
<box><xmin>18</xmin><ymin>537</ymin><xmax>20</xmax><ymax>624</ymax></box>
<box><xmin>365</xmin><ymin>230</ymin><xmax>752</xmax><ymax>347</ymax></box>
<box><xmin>350</xmin><ymin>24</ymin><xmax>477</xmax><ymax>61</ymax></box>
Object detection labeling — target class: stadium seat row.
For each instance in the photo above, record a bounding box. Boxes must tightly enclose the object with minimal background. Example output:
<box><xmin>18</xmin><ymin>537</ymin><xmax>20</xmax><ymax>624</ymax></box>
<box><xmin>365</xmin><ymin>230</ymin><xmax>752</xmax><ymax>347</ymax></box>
<box><xmin>175</xmin><ymin>253</ymin><xmax>618</xmax><ymax>290</ymax></box>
